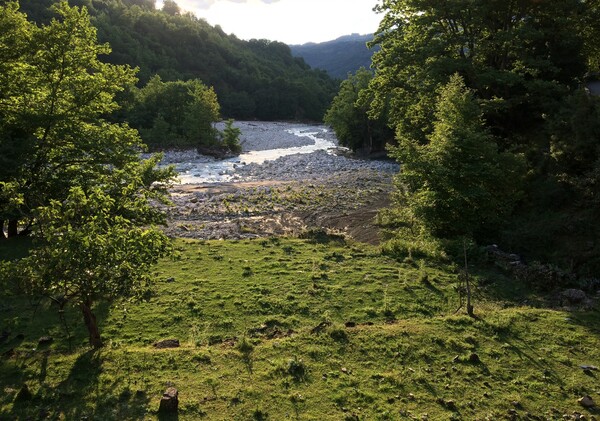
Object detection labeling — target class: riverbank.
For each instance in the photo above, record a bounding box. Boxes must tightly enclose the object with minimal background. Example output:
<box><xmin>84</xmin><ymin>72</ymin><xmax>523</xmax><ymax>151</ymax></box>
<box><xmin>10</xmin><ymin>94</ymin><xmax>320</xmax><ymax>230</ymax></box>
<box><xmin>165</xmin><ymin>169</ymin><xmax>393</xmax><ymax>243</ymax></box>
<box><xmin>159</xmin><ymin>122</ymin><xmax>398</xmax><ymax>243</ymax></box>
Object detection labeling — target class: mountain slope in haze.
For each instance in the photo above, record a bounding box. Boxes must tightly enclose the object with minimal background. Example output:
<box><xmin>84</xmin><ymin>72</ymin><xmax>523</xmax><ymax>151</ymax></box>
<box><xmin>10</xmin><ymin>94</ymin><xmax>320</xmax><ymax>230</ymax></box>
<box><xmin>290</xmin><ymin>34</ymin><xmax>377</xmax><ymax>79</ymax></box>
<box><xmin>16</xmin><ymin>0</ymin><xmax>338</xmax><ymax>121</ymax></box>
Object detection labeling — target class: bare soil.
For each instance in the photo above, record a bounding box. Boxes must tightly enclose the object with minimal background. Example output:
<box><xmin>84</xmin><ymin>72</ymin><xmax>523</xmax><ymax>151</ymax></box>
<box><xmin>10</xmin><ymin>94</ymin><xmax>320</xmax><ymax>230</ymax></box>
<box><xmin>164</xmin><ymin>170</ymin><xmax>393</xmax><ymax>244</ymax></box>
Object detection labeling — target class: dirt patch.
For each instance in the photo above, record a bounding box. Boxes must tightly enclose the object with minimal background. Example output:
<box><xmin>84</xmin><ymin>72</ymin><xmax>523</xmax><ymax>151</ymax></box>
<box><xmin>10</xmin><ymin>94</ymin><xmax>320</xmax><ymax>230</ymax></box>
<box><xmin>164</xmin><ymin>170</ymin><xmax>393</xmax><ymax>244</ymax></box>
<box><xmin>294</xmin><ymin>195</ymin><xmax>391</xmax><ymax>245</ymax></box>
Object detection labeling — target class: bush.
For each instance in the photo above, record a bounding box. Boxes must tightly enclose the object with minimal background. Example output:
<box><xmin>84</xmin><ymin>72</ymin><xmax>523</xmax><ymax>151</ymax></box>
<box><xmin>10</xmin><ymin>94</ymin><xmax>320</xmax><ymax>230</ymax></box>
<box><xmin>220</xmin><ymin>119</ymin><xmax>242</xmax><ymax>154</ymax></box>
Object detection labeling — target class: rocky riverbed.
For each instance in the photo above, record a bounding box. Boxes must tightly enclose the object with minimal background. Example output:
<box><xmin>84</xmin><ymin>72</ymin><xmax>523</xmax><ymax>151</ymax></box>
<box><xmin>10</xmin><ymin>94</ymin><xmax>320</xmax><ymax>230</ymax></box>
<box><xmin>161</xmin><ymin>122</ymin><xmax>399</xmax><ymax>243</ymax></box>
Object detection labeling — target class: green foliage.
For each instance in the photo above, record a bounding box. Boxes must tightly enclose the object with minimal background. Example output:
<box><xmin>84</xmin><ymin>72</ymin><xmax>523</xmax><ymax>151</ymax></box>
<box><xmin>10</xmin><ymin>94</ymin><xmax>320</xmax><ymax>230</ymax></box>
<box><xmin>15</xmin><ymin>183</ymin><xmax>171</xmax><ymax>307</ymax></box>
<box><xmin>391</xmin><ymin>74</ymin><xmax>524</xmax><ymax>242</ymax></box>
<box><xmin>11</xmin><ymin>0</ymin><xmax>337</xmax><ymax>120</ymax></box>
<box><xmin>128</xmin><ymin>76</ymin><xmax>220</xmax><ymax>149</ymax></box>
<box><xmin>161</xmin><ymin>0</ymin><xmax>179</xmax><ymax>16</ymax></box>
<box><xmin>501</xmin><ymin>88</ymin><xmax>600</xmax><ymax>275</ymax></box>
<box><xmin>220</xmin><ymin>119</ymin><xmax>242</xmax><ymax>154</ymax></box>
<box><xmin>1</xmin><ymin>0</ymin><xmax>140</xmax><ymax>225</ymax></box>
<box><xmin>370</xmin><ymin>1</ymin><xmax>600</xmax><ymax>275</ymax></box>
<box><xmin>369</xmin><ymin>0</ymin><xmax>596</xmax><ymax>144</ymax></box>
<box><xmin>17</xmin><ymin>0</ymin><xmax>338</xmax><ymax>121</ymax></box>
<box><xmin>0</xmin><ymin>1</ymin><xmax>175</xmax><ymax>346</ymax></box>
<box><xmin>324</xmin><ymin>68</ymin><xmax>393</xmax><ymax>153</ymax></box>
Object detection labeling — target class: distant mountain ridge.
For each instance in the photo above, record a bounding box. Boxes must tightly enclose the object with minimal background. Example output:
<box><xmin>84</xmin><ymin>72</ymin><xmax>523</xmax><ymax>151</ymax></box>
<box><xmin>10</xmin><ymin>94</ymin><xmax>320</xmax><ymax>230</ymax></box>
<box><xmin>290</xmin><ymin>34</ymin><xmax>377</xmax><ymax>79</ymax></box>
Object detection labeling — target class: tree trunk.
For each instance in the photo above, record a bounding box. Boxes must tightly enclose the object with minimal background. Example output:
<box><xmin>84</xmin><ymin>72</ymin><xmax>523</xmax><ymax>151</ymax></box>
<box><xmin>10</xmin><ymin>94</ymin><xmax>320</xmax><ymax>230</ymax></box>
<box><xmin>0</xmin><ymin>221</ymin><xmax>5</xmax><ymax>240</ymax></box>
<box><xmin>80</xmin><ymin>301</ymin><xmax>103</xmax><ymax>348</ymax></box>
<box><xmin>463</xmin><ymin>239</ymin><xmax>475</xmax><ymax>318</ymax></box>
<box><xmin>7</xmin><ymin>219</ymin><xmax>18</xmax><ymax>238</ymax></box>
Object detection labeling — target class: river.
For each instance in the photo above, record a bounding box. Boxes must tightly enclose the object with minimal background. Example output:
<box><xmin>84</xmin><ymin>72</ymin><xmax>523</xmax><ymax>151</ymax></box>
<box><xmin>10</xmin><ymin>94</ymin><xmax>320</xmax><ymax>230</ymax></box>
<box><xmin>164</xmin><ymin>122</ymin><xmax>340</xmax><ymax>184</ymax></box>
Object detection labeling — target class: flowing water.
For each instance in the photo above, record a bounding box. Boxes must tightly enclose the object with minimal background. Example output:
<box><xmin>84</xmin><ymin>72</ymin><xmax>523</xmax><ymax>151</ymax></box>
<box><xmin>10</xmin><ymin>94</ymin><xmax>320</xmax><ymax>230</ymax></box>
<box><xmin>171</xmin><ymin>124</ymin><xmax>338</xmax><ymax>184</ymax></box>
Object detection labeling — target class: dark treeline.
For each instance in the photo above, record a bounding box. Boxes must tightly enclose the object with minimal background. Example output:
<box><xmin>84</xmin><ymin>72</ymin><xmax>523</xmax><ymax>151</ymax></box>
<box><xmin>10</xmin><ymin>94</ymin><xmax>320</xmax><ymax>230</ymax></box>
<box><xmin>325</xmin><ymin>0</ymin><xmax>600</xmax><ymax>280</ymax></box>
<box><xmin>364</xmin><ymin>0</ymin><xmax>600</xmax><ymax>278</ymax></box>
<box><xmin>16</xmin><ymin>0</ymin><xmax>338</xmax><ymax>121</ymax></box>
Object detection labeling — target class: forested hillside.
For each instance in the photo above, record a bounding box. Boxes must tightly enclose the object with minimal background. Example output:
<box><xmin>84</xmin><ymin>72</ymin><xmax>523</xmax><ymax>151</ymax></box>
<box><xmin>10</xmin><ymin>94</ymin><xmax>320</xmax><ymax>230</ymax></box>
<box><xmin>16</xmin><ymin>0</ymin><xmax>338</xmax><ymax>121</ymax></box>
<box><xmin>290</xmin><ymin>33</ymin><xmax>376</xmax><ymax>79</ymax></box>
<box><xmin>365</xmin><ymin>0</ymin><xmax>600</xmax><ymax>277</ymax></box>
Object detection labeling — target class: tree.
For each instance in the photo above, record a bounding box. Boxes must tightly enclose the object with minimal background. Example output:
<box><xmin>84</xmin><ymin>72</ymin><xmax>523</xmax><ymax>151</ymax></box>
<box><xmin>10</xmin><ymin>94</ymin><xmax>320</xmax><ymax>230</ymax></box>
<box><xmin>0</xmin><ymin>1</ymin><xmax>175</xmax><ymax>347</ymax></box>
<box><xmin>161</xmin><ymin>0</ymin><xmax>180</xmax><ymax>16</ymax></box>
<box><xmin>369</xmin><ymin>0</ymin><xmax>598</xmax><ymax>146</ymax></box>
<box><xmin>392</xmin><ymin>74</ymin><xmax>523</xmax><ymax>241</ymax></box>
<box><xmin>129</xmin><ymin>76</ymin><xmax>221</xmax><ymax>149</ymax></box>
<box><xmin>0</xmin><ymin>1</ymin><xmax>36</xmax><ymax>238</ymax></box>
<box><xmin>1</xmin><ymin>0</ymin><xmax>141</xmax><ymax>235</ymax></box>
<box><xmin>16</xmin><ymin>159</ymin><xmax>173</xmax><ymax>348</ymax></box>
<box><xmin>221</xmin><ymin>119</ymin><xmax>242</xmax><ymax>154</ymax></box>
<box><xmin>324</xmin><ymin>68</ymin><xmax>392</xmax><ymax>153</ymax></box>
<box><xmin>371</xmin><ymin>0</ymin><xmax>600</xmax><ymax>275</ymax></box>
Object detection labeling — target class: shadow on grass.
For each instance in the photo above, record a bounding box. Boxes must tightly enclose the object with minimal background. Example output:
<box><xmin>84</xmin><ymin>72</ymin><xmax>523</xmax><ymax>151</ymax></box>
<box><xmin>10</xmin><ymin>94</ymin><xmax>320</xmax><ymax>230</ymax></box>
<box><xmin>478</xmin><ymin>319</ymin><xmax>567</xmax><ymax>388</ymax></box>
<box><xmin>1</xmin><ymin>298</ymin><xmax>152</xmax><ymax>420</ymax></box>
<box><xmin>158</xmin><ymin>411</ymin><xmax>180</xmax><ymax>421</ymax></box>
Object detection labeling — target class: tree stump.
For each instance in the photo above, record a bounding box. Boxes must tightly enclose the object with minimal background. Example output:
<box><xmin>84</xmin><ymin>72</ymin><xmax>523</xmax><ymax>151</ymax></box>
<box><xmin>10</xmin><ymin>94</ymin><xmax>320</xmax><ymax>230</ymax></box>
<box><xmin>159</xmin><ymin>387</ymin><xmax>179</xmax><ymax>413</ymax></box>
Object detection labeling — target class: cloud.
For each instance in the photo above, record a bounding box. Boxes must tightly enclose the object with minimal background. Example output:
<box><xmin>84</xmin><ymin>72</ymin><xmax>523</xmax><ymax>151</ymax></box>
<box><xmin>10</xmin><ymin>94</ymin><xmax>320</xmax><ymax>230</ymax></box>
<box><xmin>184</xmin><ymin>0</ymin><xmax>280</xmax><ymax>9</ymax></box>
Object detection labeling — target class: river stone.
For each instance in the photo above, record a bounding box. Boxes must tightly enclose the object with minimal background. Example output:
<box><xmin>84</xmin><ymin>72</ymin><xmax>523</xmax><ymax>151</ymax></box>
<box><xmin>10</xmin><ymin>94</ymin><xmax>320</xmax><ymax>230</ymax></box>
<box><xmin>578</xmin><ymin>395</ymin><xmax>595</xmax><ymax>408</ymax></box>
<box><xmin>38</xmin><ymin>336</ymin><xmax>53</xmax><ymax>346</ymax></box>
<box><xmin>469</xmin><ymin>353</ymin><xmax>480</xmax><ymax>363</ymax></box>
<box><xmin>159</xmin><ymin>387</ymin><xmax>179</xmax><ymax>413</ymax></box>
<box><xmin>562</xmin><ymin>289</ymin><xmax>587</xmax><ymax>304</ymax></box>
<box><xmin>154</xmin><ymin>339</ymin><xmax>180</xmax><ymax>349</ymax></box>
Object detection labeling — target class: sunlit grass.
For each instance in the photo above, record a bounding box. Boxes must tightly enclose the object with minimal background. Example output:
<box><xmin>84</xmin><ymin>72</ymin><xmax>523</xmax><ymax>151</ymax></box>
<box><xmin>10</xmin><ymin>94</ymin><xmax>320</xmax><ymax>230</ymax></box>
<box><xmin>1</xmin><ymin>237</ymin><xmax>598</xmax><ymax>419</ymax></box>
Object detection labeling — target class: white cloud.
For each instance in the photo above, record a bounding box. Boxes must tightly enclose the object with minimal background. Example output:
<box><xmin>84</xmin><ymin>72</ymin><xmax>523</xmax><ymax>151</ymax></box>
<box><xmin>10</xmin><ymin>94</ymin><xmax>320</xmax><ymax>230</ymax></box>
<box><xmin>177</xmin><ymin>0</ymin><xmax>280</xmax><ymax>9</ymax></box>
<box><xmin>160</xmin><ymin>0</ymin><xmax>381</xmax><ymax>44</ymax></box>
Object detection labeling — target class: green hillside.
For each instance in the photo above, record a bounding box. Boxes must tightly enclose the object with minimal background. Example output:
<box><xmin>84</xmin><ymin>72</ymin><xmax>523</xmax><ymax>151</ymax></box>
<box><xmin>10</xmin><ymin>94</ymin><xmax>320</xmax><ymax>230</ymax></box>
<box><xmin>291</xmin><ymin>34</ymin><xmax>377</xmax><ymax>79</ymax></box>
<box><xmin>16</xmin><ymin>0</ymin><xmax>338</xmax><ymax>120</ymax></box>
<box><xmin>1</xmin><ymin>237</ymin><xmax>599</xmax><ymax>419</ymax></box>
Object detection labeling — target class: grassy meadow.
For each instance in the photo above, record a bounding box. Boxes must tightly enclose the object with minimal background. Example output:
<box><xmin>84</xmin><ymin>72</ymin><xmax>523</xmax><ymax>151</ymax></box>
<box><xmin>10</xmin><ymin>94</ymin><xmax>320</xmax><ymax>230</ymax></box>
<box><xmin>0</xmin><ymin>236</ymin><xmax>599</xmax><ymax>420</ymax></box>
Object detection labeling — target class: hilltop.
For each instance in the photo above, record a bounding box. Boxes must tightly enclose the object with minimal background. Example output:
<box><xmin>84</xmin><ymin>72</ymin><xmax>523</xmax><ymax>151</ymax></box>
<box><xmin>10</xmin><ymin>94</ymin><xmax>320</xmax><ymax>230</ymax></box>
<box><xmin>290</xmin><ymin>34</ymin><xmax>377</xmax><ymax>79</ymax></box>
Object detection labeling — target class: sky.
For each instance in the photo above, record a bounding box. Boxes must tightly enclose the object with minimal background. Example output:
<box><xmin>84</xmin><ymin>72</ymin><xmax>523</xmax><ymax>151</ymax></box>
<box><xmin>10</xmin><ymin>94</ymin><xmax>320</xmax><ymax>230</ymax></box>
<box><xmin>157</xmin><ymin>0</ymin><xmax>383</xmax><ymax>45</ymax></box>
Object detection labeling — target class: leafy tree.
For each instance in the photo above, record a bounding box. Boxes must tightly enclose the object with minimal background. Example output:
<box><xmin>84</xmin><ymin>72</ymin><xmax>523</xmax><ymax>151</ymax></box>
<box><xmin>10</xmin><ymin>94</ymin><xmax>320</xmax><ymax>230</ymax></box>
<box><xmin>220</xmin><ymin>119</ymin><xmax>242</xmax><ymax>154</ymax></box>
<box><xmin>324</xmin><ymin>68</ymin><xmax>392</xmax><ymax>153</ymax></box>
<box><xmin>128</xmin><ymin>76</ymin><xmax>220</xmax><ymax>148</ymax></box>
<box><xmin>369</xmin><ymin>0</ymin><xmax>598</xmax><ymax>146</ymax></box>
<box><xmin>181</xmin><ymin>80</ymin><xmax>221</xmax><ymax>146</ymax></box>
<box><xmin>392</xmin><ymin>74</ymin><xmax>523</xmax><ymax>241</ymax></box>
<box><xmin>0</xmin><ymin>1</ymin><xmax>34</xmax><ymax>238</ymax></box>
<box><xmin>0</xmin><ymin>1</ymin><xmax>175</xmax><ymax>347</ymax></box>
<box><xmin>16</xmin><ymin>159</ymin><xmax>173</xmax><ymax>348</ymax></box>
<box><xmin>371</xmin><ymin>0</ymin><xmax>600</xmax><ymax>275</ymax></box>
<box><xmin>161</xmin><ymin>0</ymin><xmax>179</xmax><ymax>16</ymax></box>
<box><xmin>1</xmin><ymin>0</ymin><xmax>141</xmax><ymax>234</ymax></box>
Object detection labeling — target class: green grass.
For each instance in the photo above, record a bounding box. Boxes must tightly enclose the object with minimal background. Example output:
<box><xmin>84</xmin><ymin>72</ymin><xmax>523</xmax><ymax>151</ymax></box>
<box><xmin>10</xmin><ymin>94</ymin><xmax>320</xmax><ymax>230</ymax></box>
<box><xmin>1</xmin><ymin>237</ymin><xmax>599</xmax><ymax>420</ymax></box>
